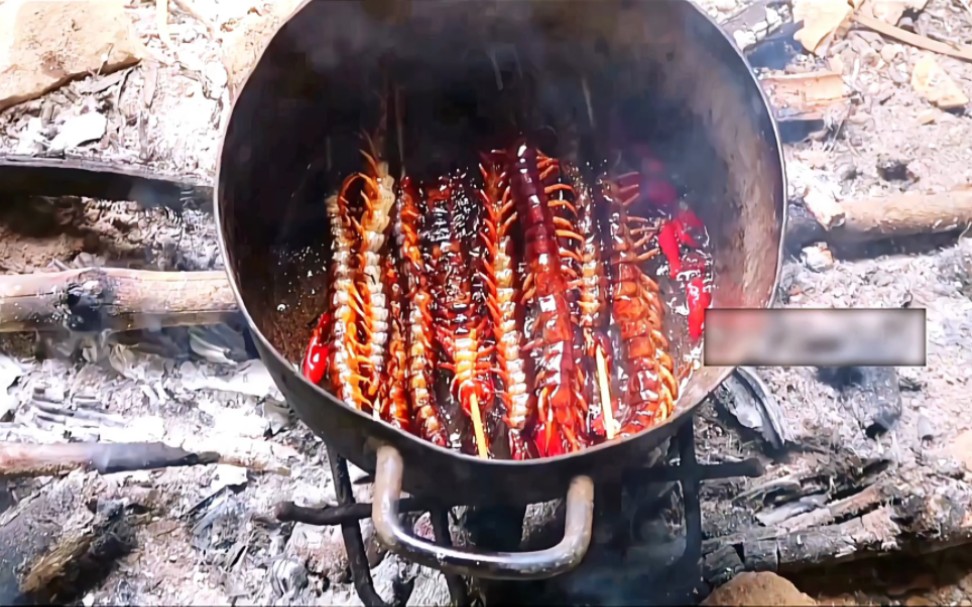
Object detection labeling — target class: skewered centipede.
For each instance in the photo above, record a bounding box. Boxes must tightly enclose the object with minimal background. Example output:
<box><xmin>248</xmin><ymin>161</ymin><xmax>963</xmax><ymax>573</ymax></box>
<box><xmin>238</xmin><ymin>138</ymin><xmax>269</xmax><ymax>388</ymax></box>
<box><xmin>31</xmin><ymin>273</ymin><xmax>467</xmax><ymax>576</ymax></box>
<box><xmin>299</xmin><ymin>118</ymin><xmax>714</xmax><ymax>460</ymax></box>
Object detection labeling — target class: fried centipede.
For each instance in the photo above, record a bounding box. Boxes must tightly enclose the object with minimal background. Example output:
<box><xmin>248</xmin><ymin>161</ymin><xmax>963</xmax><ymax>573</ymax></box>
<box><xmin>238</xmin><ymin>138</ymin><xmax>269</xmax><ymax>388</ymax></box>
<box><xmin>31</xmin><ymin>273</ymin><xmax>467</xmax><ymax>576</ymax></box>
<box><xmin>353</xmin><ymin>128</ymin><xmax>397</xmax><ymax>407</ymax></box>
<box><xmin>377</xmin><ymin>252</ymin><xmax>411</xmax><ymax>430</ymax></box>
<box><xmin>396</xmin><ymin>177</ymin><xmax>450</xmax><ymax>447</ymax></box>
<box><xmin>479</xmin><ymin>154</ymin><xmax>533</xmax><ymax>459</ymax></box>
<box><xmin>326</xmin><ymin>174</ymin><xmax>368</xmax><ymax>410</ymax></box>
<box><xmin>508</xmin><ymin>140</ymin><xmax>587</xmax><ymax>456</ymax></box>
<box><xmin>432</xmin><ymin>174</ymin><xmax>492</xmax><ymax>457</ymax></box>
<box><xmin>600</xmin><ymin>178</ymin><xmax>680</xmax><ymax>435</ymax></box>
<box><xmin>562</xmin><ymin>163</ymin><xmax>617</xmax><ymax>441</ymax></box>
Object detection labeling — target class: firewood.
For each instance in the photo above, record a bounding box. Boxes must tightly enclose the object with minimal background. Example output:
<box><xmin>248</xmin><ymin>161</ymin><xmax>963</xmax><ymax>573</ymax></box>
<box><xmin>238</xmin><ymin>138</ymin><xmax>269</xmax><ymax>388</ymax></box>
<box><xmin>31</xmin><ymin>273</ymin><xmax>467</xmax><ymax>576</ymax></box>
<box><xmin>0</xmin><ymin>154</ymin><xmax>212</xmax><ymax>211</ymax></box>
<box><xmin>0</xmin><ymin>267</ymin><xmax>238</xmax><ymax>333</ymax></box>
<box><xmin>787</xmin><ymin>188</ymin><xmax>972</xmax><ymax>249</ymax></box>
<box><xmin>702</xmin><ymin>471</ymin><xmax>972</xmax><ymax>580</ymax></box>
<box><xmin>0</xmin><ymin>441</ymin><xmax>219</xmax><ymax>479</ymax></box>
<box><xmin>818</xmin><ymin>366</ymin><xmax>903</xmax><ymax>439</ymax></box>
<box><xmin>0</xmin><ymin>471</ymin><xmax>156</xmax><ymax>604</ymax></box>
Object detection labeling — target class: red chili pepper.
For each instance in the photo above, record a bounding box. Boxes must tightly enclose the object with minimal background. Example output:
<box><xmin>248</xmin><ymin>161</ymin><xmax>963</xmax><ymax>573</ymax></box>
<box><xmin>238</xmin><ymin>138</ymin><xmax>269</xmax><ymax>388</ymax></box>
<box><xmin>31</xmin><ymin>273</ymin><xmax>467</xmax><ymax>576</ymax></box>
<box><xmin>533</xmin><ymin>422</ymin><xmax>565</xmax><ymax>457</ymax></box>
<box><xmin>644</xmin><ymin>175</ymin><xmax>678</xmax><ymax>209</ymax></box>
<box><xmin>630</xmin><ymin>143</ymin><xmax>667</xmax><ymax>176</ymax></box>
<box><xmin>686</xmin><ymin>278</ymin><xmax>712</xmax><ymax>342</ymax></box>
<box><xmin>658</xmin><ymin>220</ymin><xmax>683</xmax><ymax>279</ymax></box>
<box><xmin>673</xmin><ymin>208</ymin><xmax>705</xmax><ymax>248</ymax></box>
<box><xmin>680</xmin><ymin>251</ymin><xmax>708</xmax><ymax>274</ymax></box>
<box><xmin>301</xmin><ymin>312</ymin><xmax>331</xmax><ymax>385</ymax></box>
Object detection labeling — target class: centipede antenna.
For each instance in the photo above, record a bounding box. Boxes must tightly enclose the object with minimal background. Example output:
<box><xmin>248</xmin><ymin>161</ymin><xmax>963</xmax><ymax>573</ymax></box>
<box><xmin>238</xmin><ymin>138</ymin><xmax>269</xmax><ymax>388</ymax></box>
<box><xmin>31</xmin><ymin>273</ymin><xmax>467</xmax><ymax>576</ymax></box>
<box><xmin>581</xmin><ymin>76</ymin><xmax>595</xmax><ymax>130</ymax></box>
<box><xmin>394</xmin><ymin>85</ymin><xmax>405</xmax><ymax>178</ymax></box>
<box><xmin>487</xmin><ymin>48</ymin><xmax>504</xmax><ymax>91</ymax></box>
<box><xmin>512</xmin><ymin>46</ymin><xmax>523</xmax><ymax>79</ymax></box>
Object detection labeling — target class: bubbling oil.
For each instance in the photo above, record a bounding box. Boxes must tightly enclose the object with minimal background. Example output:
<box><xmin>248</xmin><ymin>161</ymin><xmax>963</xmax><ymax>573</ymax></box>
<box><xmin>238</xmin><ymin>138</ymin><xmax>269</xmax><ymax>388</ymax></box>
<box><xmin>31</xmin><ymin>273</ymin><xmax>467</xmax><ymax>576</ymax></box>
<box><xmin>295</xmin><ymin>138</ymin><xmax>714</xmax><ymax>460</ymax></box>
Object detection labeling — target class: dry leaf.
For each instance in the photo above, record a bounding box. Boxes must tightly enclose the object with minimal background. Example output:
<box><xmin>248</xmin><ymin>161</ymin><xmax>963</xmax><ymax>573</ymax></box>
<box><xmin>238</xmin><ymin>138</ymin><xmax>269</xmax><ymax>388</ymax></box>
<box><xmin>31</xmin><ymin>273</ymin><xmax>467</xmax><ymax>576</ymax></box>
<box><xmin>911</xmin><ymin>55</ymin><xmax>969</xmax><ymax>110</ymax></box>
<box><xmin>869</xmin><ymin>0</ymin><xmax>929</xmax><ymax>25</ymax></box>
<box><xmin>917</xmin><ymin>109</ymin><xmax>938</xmax><ymax>124</ymax></box>
<box><xmin>761</xmin><ymin>71</ymin><xmax>848</xmax><ymax>105</ymax></box>
<box><xmin>793</xmin><ymin>0</ymin><xmax>854</xmax><ymax>54</ymax></box>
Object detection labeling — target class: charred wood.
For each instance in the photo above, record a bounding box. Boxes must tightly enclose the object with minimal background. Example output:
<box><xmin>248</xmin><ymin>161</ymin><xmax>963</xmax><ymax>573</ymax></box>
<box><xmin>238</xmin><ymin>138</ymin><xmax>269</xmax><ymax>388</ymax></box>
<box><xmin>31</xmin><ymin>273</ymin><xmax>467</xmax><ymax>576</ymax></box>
<box><xmin>790</xmin><ymin>188</ymin><xmax>972</xmax><ymax>249</ymax></box>
<box><xmin>0</xmin><ymin>441</ymin><xmax>219</xmax><ymax>479</ymax></box>
<box><xmin>0</xmin><ymin>472</ymin><xmax>155</xmax><ymax>604</ymax></box>
<box><xmin>818</xmin><ymin>366</ymin><xmax>903</xmax><ymax>439</ymax></box>
<box><xmin>0</xmin><ymin>155</ymin><xmax>212</xmax><ymax>212</ymax></box>
<box><xmin>0</xmin><ymin>268</ymin><xmax>237</xmax><ymax>333</ymax></box>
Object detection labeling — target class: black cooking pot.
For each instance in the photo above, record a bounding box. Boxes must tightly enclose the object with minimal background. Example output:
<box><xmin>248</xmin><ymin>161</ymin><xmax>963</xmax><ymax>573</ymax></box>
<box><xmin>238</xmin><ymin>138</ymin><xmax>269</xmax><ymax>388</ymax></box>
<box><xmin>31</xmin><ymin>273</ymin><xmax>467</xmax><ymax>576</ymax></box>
<box><xmin>216</xmin><ymin>0</ymin><xmax>786</xmax><ymax>581</ymax></box>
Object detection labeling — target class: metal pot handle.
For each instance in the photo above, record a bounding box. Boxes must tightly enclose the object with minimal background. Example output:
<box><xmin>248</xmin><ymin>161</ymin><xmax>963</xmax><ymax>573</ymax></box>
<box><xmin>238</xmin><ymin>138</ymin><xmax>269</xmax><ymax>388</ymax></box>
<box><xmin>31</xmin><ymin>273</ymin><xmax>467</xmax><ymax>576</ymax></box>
<box><xmin>372</xmin><ymin>444</ymin><xmax>595</xmax><ymax>580</ymax></box>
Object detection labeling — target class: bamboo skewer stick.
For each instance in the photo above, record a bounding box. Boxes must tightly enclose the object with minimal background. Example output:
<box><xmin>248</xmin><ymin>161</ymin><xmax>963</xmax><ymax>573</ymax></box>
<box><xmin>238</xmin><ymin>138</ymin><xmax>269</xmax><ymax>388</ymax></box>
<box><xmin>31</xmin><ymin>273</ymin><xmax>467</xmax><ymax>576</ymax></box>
<box><xmin>595</xmin><ymin>346</ymin><xmax>617</xmax><ymax>439</ymax></box>
<box><xmin>469</xmin><ymin>392</ymin><xmax>488</xmax><ymax>459</ymax></box>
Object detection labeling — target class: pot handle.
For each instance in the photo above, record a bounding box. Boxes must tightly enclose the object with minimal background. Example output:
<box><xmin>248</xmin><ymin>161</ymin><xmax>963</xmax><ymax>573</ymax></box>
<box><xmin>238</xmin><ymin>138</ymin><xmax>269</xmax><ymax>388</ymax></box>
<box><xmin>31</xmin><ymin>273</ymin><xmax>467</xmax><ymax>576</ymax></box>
<box><xmin>372</xmin><ymin>444</ymin><xmax>595</xmax><ymax>580</ymax></box>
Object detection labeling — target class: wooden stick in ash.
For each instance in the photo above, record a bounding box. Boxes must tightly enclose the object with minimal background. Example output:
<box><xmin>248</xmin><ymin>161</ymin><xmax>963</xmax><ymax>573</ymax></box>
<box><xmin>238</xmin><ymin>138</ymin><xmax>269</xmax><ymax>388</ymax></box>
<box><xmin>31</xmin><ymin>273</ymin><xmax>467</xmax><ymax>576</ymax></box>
<box><xmin>787</xmin><ymin>188</ymin><xmax>972</xmax><ymax>249</ymax></box>
<box><xmin>0</xmin><ymin>267</ymin><xmax>238</xmax><ymax>333</ymax></box>
<box><xmin>0</xmin><ymin>441</ymin><xmax>220</xmax><ymax>479</ymax></box>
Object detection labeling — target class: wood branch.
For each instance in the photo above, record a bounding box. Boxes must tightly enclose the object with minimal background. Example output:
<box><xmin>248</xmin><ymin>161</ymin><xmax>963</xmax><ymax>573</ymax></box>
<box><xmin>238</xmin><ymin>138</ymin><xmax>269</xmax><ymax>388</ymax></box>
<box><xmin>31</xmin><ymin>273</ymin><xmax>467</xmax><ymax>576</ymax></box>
<box><xmin>0</xmin><ymin>441</ymin><xmax>219</xmax><ymax>479</ymax></box>
<box><xmin>786</xmin><ymin>189</ymin><xmax>972</xmax><ymax>249</ymax></box>
<box><xmin>0</xmin><ymin>267</ymin><xmax>238</xmax><ymax>333</ymax></box>
<box><xmin>703</xmin><ymin>472</ymin><xmax>972</xmax><ymax>582</ymax></box>
<box><xmin>704</xmin><ymin>504</ymin><xmax>903</xmax><ymax>583</ymax></box>
<box><xmin>0</xmin><ymin>155</ymin><xmax>212</xmax><ymax>211</ymax></box>
<box><xmin>854</xmin><ymin>13</ymin><xmax>972</xmax><ymax>64</ymax></box>
<box><xmin>801</xmin><ymin>185</ymin><xmax>845</xmax><ymax>230</ymax></box>
<box><xmin>832</xmin><ymin>188</ymin><xmax>972</xmax><ymax>240</ymax></box>
<box><xmin>0</xmin><ymin>472</ymin><xmax>156</xmax><ymax>604</ymax></box>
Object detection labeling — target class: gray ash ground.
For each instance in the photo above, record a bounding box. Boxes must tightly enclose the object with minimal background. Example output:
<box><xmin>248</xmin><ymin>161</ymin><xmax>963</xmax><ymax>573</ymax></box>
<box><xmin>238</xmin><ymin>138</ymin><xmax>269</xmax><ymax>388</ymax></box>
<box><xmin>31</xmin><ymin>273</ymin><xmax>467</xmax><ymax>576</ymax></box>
<box><xmin>2</xmin><ymin>0</ymin><xmax>972</xmax><ymax>605</ymax></box>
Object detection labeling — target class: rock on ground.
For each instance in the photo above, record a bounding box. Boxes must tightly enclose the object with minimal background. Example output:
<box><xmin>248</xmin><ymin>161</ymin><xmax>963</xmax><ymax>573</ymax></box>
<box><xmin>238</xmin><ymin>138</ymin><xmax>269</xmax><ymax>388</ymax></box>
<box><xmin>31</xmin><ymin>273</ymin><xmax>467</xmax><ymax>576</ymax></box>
<box><xmin>0</xmin><ymin>0</ymin><xmax>145</xmax><ymax>111</ymax></box>
<box><xmin>702</xmin><ymin>572</ymin><xmax>817</xmax><ymax>606</ymax></box>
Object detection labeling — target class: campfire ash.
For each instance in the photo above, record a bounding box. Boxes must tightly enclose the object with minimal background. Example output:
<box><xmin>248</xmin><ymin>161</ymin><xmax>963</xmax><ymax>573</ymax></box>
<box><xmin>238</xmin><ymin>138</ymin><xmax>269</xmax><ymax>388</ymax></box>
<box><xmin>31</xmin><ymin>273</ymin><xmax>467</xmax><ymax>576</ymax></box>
<box><xmin>3</xmin><ymin>0</ymin><xmax>972</xmax><ymax>605</ymax></box>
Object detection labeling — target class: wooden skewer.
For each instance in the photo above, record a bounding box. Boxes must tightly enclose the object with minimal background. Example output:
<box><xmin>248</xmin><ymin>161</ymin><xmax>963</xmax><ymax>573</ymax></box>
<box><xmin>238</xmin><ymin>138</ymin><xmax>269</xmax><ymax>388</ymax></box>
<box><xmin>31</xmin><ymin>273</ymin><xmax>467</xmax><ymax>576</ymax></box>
<box><xmin>595</xmin><ymin>346</ymin><xmax>617</xmax><ymax>439</ymax></box>
<box><xmin>469</xmin><ymin>391</ymin><xmax>489</xmax><ymax>459</ymax></box>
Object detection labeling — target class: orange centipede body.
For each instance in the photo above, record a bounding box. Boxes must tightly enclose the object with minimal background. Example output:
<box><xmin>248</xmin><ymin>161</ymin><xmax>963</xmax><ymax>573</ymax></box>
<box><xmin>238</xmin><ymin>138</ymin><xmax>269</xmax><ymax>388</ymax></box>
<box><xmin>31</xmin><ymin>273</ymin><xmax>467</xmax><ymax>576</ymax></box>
<box><xmin>432</xmin><ymin>175</ymin><xmax>493</xmax><ymax>456</ymax></box>
<box><xmin>352</xmin><ymin>131</ymin><xmax>397</xmax><ymax>409</ymax></box>
<box><xmin>395</xmin><ymin>177</ymin><xmax>450</xmax><ymax>447</ymax></box>
<box><xmin>600</xmin><ymin>178</ymin><xmax>680</xmax><ymax>436</ymax></box>
<box><xmin>378</xmin><ymin>252</ymin><xmax>411</xmax><ymax>431</ymax></box>
<box><xmin>479</xmin><ymin>154</ymin><xmax>534</xmax><ymax>459</ymax></box>
<box><xmin>326</xmin><ymin>174</ymin><xmax>368</xmax><ymax>410</ymax></box>
<box><xmin>508</xmin><ymin>140</ymin><xmax>587</xmax><ymax>457</ymax></box>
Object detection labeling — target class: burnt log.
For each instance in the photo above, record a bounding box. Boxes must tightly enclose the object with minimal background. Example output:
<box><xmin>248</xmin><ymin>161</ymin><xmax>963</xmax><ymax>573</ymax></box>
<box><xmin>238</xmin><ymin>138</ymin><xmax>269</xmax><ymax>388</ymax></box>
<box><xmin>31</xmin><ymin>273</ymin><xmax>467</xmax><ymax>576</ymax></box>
<box><xmin>0</xmin><ymin>472</ymin><xmax>154</xmax><ymax>604</ymax></box>
<box><xmin>0</xmin><ymin>442</ymin><xmax>219</xmax><ymax>479</ymax></box>
<box><xmin>0</xmin><ymin>155</ymin><xmax>212</xmax><ymax>211</ymax></box>
<box><xmin>818</xmin><ymin>366</ymin><xmax>903</xmax><ymax>439</ymax></box>
<box><xmin>788</xmin><ymin>188</ymin><xmax>972</xmax><ymax>250</ymax></box>
<box><xmin>0</xmin><ymin>268</ymin><xmax>238</xmax><ymax>333</ymax></box>
<box><xmin>704</xmin><ymin>470</ymin><xmax>972</xmax><ymax>574</ymax></box>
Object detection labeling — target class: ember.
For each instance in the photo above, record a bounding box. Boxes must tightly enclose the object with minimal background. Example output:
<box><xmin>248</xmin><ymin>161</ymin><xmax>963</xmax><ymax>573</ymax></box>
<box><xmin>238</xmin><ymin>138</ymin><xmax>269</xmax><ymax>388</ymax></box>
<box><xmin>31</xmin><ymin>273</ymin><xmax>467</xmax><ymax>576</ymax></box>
<box><xmin>299</xmin><ymin>119</ymin><xmax>714</xmax><ymax>460</ymax></box>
